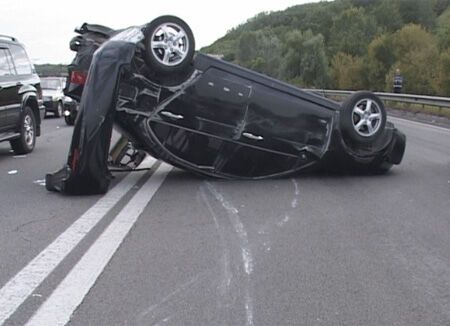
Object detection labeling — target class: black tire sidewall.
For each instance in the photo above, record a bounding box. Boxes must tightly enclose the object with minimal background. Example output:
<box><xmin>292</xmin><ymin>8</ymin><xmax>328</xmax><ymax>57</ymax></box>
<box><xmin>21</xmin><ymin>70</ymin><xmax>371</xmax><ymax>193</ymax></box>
<box><xmin>12</xmin><ymin>107</ymin><xmax>36</xmax><ymax>154</ymax></box>
<box><xmin>56</xmin><ymin>102</ymin><xmax>63</xmax><ymax>117</ymax></box>
<box><xmin>65</xmin><ymin>115</ymin><xmax>75</xmax><ymax>125</ymax></box>
<box><xmin>340</xmin><ymin>91</ymin><xmax>387</xmax><ymax>145</ymax></box>
<box><xmin>143</xmin><ymin>16</ymin><xmax>195</xmax><ymax>76</ymax></box>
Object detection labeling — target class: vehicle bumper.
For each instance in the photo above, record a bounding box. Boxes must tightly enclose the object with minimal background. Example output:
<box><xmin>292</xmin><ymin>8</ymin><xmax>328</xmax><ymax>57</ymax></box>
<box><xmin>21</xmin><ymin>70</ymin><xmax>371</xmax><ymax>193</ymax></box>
<box><xmin>385</xmin><ymin>129</ymin><xmax>406</xmax><ymax>165</ymax></box>
<box><xmin>43</xmin><ymin>100</ymin><xmax>58</xmax><ymax>112</ymax></box>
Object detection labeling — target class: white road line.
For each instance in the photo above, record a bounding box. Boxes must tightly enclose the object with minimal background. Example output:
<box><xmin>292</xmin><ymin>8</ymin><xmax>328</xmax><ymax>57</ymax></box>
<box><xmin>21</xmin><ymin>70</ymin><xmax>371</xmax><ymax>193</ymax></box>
<box><xmin>26</xmin><ymin>163</ymin><xmax>173</xmax><ymax>326</ymax></box>
<box><xmin>388</xmin><ymin>116</ymin><xmax>450</xmax><ymax>133</ymax></box>
<box><xmin>0</xmin><ymin>156</ymin><xmax>156</xmax><ymax>325</ymax></box>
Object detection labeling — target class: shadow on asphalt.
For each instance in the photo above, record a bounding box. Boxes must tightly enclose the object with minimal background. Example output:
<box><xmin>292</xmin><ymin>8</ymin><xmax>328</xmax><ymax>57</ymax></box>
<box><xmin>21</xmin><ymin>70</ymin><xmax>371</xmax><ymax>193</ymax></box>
<box><xmin>164</xmin><ymin>166</ymin><xmax>402</xmax><ymax>183</ymax></box>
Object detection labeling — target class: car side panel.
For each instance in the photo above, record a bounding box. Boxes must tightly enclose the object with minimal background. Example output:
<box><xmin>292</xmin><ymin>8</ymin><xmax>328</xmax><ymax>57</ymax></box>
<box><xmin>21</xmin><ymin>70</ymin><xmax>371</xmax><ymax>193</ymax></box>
<box><xmin>0</xmin><ymin>77</ymin><xmax>18</xmax><ymax>130</ymax></box>
<box><xmin>243</xmin><ymin>83</ymin><xmax>334</xmax><ymax>158</ymax></box>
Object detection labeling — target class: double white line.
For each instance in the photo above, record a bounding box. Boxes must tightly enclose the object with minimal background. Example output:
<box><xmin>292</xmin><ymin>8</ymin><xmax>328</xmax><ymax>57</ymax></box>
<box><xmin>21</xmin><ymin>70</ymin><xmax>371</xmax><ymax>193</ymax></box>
<box><xmin>0</xmin><ymin>157</ymin><xmax>172</xmax><ymax>325</ymax></box>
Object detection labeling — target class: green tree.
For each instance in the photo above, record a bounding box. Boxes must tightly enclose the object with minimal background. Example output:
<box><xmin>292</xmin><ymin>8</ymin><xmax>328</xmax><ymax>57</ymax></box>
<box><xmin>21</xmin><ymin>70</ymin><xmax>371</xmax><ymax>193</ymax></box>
<box><xmin>329</xmin><ymin>6</ymin><xmax>378</xmax><ymax>56</ymax></box>
<box><xmin>331</xmin><ymin>52</ymin><xmax>367</xmax><ymax>90</ymax></box>
<box><xmin>433</xmin><ymin>0</ymin><xmax>450</xmax><ymax>16</ymax></box>
<box><xmin>436</xmin><ymin>7</ymin><xmax>450</xmax><ymax>49</ymax></box>
<box><xmin>385</xmin><ymin>24</ymin><xmax>440</xmax><ymax>94</ymax></box>
<box><xmin>282</xmin><ymin>30</ymin><xmax>330</xmax><ymax>88</ymax></box>
<box><xmin>372</xmin><ymin>0</ymin><xmax>404</xmax><ymax>32</ymax></box>
<box><xmin>433</xmin><ymin>50</ymin><xmax>450</xmax><ymax>95</ymax></box>
<box><xmin>236</xmin><ymin>30</ymin><xmax>282</xmax><ymax>78</ymax></box>
<box><xmin>367</xmin><ymin>34</ymin><xmax>396</xmax><ymax>90</ymax></box>
<box><xmin>398</xmin><ymin>0</ymin><xmax>436</xmax><ymax>29</ymax></box>
<box><xmin>391</xmin><ymin>24</ymin><xmax>437</xmax><ymax>58</ymax></box>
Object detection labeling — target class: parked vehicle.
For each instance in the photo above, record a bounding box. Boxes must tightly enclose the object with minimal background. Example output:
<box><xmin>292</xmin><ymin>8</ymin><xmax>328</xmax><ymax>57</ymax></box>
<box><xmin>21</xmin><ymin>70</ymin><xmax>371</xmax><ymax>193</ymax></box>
<box><xmin>0</xmin><ymin>35</ymin><xmax>44</xmax><ymax>154</ymax></box>
<box><xmin>41</xmin><ymin>77</ymin><xmax>72</xmax><ymax>118</ymax></box>
<box><xmin>46</xmin><ymin>16</ymin><xmax>406</xmax><ymax>195</ymax></box>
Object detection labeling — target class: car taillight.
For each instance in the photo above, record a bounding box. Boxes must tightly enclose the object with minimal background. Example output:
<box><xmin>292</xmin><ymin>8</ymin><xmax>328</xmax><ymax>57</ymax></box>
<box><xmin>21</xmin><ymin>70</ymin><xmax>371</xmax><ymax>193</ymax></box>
<box><xmin>70</xmin><ymin>71</ymin><xmax>87</xmax><ymax>85</ymax></box>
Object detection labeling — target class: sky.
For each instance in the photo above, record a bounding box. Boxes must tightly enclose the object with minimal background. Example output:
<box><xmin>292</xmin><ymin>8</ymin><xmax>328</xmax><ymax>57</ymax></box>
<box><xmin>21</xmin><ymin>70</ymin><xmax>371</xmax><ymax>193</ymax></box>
<box><xmin>1</xmin><ymin>0</ymin><xmax>320</xmax><ymax>64</ymax></box>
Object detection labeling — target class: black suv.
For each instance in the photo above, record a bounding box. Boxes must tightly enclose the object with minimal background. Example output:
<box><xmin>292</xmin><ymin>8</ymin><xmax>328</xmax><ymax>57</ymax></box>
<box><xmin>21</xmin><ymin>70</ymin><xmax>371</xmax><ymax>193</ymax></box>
<box><xmin>0</xmin><ymin>35</ymin><xmax>44</xmax><ymax>154</ymax></box>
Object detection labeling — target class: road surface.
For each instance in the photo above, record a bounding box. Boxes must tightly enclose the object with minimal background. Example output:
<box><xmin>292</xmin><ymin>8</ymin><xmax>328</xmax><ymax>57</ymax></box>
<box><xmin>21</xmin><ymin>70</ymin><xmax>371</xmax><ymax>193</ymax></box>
<box><xmin>0</xmin><ymin>115</ymin><xmax>449</xmax><ymax>325</ymax></box>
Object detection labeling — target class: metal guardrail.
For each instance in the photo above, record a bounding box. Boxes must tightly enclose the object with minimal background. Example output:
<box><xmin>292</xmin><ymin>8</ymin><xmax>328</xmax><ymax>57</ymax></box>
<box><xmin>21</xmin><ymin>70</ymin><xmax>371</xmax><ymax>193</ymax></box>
<box><xmin>305</xmin><ymin>89</ymin><xmax>450</xmax><ymax>109</ymax></box>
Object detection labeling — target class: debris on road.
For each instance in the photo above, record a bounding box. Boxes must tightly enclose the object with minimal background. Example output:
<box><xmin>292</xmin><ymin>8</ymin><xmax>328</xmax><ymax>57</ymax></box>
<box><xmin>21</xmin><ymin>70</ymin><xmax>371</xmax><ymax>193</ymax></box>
<box><xmin>33</xmin><ymin>179</ymin><xmax>46</xmax><ymax>186</ymax></box>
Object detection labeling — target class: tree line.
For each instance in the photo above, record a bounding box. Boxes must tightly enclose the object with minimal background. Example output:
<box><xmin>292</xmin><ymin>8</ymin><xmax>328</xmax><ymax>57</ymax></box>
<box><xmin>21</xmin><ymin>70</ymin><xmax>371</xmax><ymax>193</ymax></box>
<box><xmin>202</xmin><ymin>0</ymin><xmax>450</xmax><ymax>96</ymax></box>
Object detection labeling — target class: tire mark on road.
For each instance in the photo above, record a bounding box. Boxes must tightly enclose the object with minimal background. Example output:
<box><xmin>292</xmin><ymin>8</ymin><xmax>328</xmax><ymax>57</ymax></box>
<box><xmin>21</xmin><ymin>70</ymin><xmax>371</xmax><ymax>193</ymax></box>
<box><xmin>205</xmin><ymin>182</ymin><xmax>254</xmax><ymax>326</ymax></box>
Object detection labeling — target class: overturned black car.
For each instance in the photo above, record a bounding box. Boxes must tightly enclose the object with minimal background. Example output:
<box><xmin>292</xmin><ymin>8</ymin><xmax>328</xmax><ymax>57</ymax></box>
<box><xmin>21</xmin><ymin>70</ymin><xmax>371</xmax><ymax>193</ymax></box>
<box><xmin>46</xmin><ymin>16</ymin><xmax>406</xmax><ymax>195</ymax></box>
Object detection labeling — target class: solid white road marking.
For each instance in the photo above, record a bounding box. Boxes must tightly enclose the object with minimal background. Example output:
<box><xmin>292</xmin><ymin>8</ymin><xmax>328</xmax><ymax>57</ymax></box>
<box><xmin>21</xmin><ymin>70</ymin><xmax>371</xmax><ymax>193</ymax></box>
<box><xmin>388</xmin><ymin>116</ymin><xmax>450</xmax><ymax>133</ymax></box>
<box><xmin>0</xmin><ymin>157</ymin><xmax>156</xmax><ymax>325</ymax></box>
<box><xmin>26</xmin><ymin>163</ymin><xmax>173</xmax><ymax>326</ymax></box>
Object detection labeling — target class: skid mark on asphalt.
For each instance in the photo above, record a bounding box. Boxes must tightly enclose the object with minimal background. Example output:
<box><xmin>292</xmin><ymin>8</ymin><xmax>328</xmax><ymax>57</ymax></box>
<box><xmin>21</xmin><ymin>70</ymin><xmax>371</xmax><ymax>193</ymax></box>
<box><xmin>258</xmin><ymin>178</ymin><xmax>300</xmax><ymax>236</ymax></box>
<box><xmin>204</xmin><ymin>182</ymin><xmax>255</xmax><ymax>326</ymax></box>
<box><xmin>291</xmin><ymin>178</ymin><xmax>300</xmax><ymax>208</ymax></box>
<box><xmin>138</xmin><ymin>272</ymin><xmax>208</xmax><ymax>323</ymax></box>
<box><xmin>199</xmin><ymin>189</ymin><xmax>232</xmax><ymax>296</ymax></box>
<box><xmin>256</xmin><ymin>179</ymin><xmax>300</xmax><ymax>254</ymax></box>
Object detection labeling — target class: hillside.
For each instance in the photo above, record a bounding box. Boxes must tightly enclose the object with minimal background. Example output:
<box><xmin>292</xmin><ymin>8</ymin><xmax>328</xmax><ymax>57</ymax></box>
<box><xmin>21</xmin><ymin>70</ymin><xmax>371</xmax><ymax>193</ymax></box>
<box><xmin>201</xmin><ymin>0</ymin><xmax>450</xmax><ymax>96</ymax></box>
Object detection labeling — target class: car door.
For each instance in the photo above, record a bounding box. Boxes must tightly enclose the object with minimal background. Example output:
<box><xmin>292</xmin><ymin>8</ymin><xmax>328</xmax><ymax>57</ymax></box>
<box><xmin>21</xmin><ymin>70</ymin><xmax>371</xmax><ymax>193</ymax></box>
<box><xmin>7</xmin><ymin>44</ymin><xmax>34</xmax><ymax>126</ymax></box>
<box><xmin>148</xmin><ymin>67</ymin><xmax>251</xmax><ymax>172</ymax></box>
<box><xmin>217</xmin><ymin>82</ymin><xmax>334</xmax><ymax>178</ymax></box>
<box><xmin>0</xmin><ymin>47</ymin><xmax>18</xmax><ymax>131</ymax></box>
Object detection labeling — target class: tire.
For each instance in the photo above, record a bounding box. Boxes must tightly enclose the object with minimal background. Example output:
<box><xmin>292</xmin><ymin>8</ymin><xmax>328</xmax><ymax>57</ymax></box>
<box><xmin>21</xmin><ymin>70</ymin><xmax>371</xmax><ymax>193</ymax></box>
<box><xmin>65</xmin><ymin>115</ymin><xmax>75</xmax><ymax>126</ymax></box>
<box><xmin>55</xmin><ymin>102</ymin><xmax>63</xmax><ymax>117</ymax></box>
<box><xmin>373</xmin><ymin>161</ymin><xmax>393</xmax><ymax>174</ymax></box>
<box><xmin>143</xmin><ymin>16</ymin><xmax>195</xmax><ymax>76</ymax></box>
<box><xmin>340</xmin><ymin>91</ymin><xmax>387</xmax><ymax>145</ymax></box>
<box><xmin>10</xmin><ymin>107</ymin><xmax>36</xmax><ymax>154</ymax></box>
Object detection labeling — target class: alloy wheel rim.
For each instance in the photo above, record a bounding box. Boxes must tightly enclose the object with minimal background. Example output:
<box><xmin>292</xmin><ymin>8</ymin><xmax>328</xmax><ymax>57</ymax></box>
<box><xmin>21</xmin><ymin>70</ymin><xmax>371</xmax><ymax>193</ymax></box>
<box><xmin>351</xmin><ymin>99</ymin><xmax>382</xmax><ymax>137</ymax></box>
<box><xmin>150</xmin><ymin>23</ymin><xmax>189</xmax><ymax>67</ymax></box>
<box><xmin>24</xmin><ymin>115</ymin><xmax>34</xmax><ymax>146</ymax></box>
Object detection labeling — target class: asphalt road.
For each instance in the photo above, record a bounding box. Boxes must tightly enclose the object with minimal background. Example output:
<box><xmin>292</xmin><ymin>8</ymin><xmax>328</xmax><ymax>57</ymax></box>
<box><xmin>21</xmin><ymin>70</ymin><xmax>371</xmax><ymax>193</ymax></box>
<box><xmin>0</xmin><ymin>115</ymin><xmax>449</xmax><ymax>326</ymax></box>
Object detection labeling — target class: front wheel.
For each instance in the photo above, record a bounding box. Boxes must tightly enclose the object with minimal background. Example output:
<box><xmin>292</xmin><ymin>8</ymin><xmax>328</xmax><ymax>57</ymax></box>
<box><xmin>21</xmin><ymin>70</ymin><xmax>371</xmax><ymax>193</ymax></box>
<box><xmin>143</xmin><ymin>16</ymin><xmax>195</xmax><ymax>76</ymax></box>
<box><xmin>10</xmin><ymin>107</ymin><xmax>36</xmax><ymax>154</ymax></box>
<box><xmin>65</xmin><ymin>114</ymin><xmax>75</xmax><ymax>126</ymax></box>
<box><xmin>55</xmin><ymin>102</ymin><xmax>63</xmax><ymax>117</ymax></box>
<box><xmin>340</xmin><ymin>91</ymin><xmax>387</xmax><ymax>145</ymax></box>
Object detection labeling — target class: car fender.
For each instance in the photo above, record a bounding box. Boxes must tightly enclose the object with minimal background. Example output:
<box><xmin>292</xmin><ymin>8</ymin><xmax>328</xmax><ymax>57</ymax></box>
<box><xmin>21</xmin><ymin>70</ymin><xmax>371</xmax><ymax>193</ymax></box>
<box><xmin>20</xmin><ymin>90</ymin><xmax>42</xmax><ymax>136</ymax></box>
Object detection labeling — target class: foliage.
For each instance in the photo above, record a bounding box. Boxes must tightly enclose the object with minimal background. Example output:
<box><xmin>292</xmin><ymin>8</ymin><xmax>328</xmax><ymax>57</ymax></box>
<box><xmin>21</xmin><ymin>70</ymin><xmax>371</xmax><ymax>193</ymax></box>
<box><xmin>282</xmin><ymin>30</ymin><xmax>330</xmax><ymax>87</ymax></box>
<box><xmin>200</xmin><ymin>0</ymin><xmax>450</xmax><ymax>95</ymax></box>
<box><xmin>331</xmin><ymin>52</ymin><xmax>367</xmax><ymax>90</ymax></box>
<box><xmin>397</xmin><ymin>0</ymin><xmax>436</xmax><ymax>29</ymax></box>
<box><xmin>329</xmin><ymin>7</ymin><xmax>378</xmax><ymax>56</ymax></box>
<box><xmin>433</xmin><ymin>50</ymin><xmax>450</xmax><ymax>95</ymax></box>
<box><xmin>35</xmin><ymin>64</ymin><xmax>68</xmax><ymax>77</ymax></box>
<box><xmin>436</xmin><ymin>7</ymin><xmax>450</xmax><ymax>49</ymax></box>
<box><xmin>237</xmin><ymin>30</ymin><xmax>282</xmax><ymax>77</ymax></box>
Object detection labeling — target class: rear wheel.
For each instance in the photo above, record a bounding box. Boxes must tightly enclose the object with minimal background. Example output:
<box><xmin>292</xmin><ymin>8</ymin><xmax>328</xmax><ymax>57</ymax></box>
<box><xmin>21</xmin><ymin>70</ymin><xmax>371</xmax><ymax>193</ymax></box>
<box><xmin>143</xmin><ymin>16</ymin><xmax>195</xmax><ymax>76</ymax></box>
<box><xmin>10</xmin><ymin>107</ymin><xmax>36</xmax><ymax>154</ymax></box>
